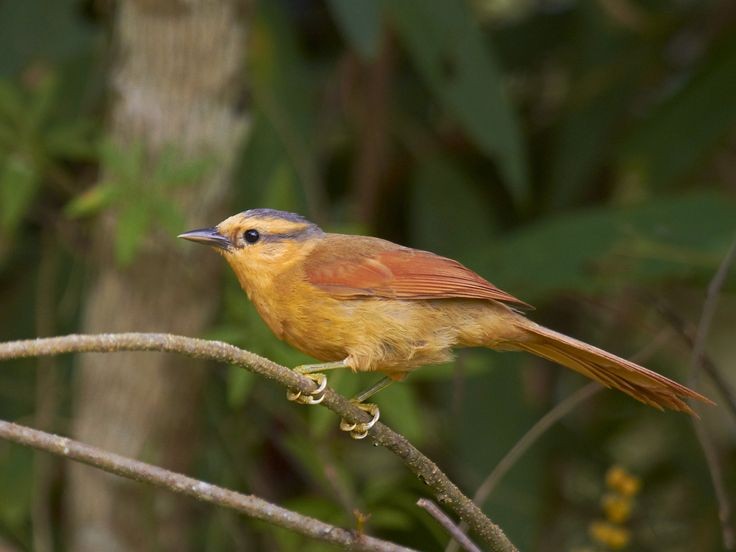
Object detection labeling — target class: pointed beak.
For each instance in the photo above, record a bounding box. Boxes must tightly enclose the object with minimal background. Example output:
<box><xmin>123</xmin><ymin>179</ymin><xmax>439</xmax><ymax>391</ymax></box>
<box><xmin>178</xmin><ymin>227</ymin><xmax>232</xmax><ymax>250</ymax></box>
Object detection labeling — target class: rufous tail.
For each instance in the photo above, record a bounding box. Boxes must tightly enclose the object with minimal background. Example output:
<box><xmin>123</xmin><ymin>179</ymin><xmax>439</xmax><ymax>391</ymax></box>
<box><xmin>510</xmin><ymin>321</ymin><xmax>713</xmax><ymax>414</ymax></box>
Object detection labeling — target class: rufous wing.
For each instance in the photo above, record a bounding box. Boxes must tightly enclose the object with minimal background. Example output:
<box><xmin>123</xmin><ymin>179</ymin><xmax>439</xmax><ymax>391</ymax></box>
<box><xmin>304</xmin><ymin>240</ymin><xmax>532</xmax><ymax>309</ymax></box>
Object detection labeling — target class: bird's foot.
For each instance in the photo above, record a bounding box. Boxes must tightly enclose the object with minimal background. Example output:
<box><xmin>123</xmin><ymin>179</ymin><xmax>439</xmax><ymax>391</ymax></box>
<box><xmin>286</xmin><ymin>372</ymin><xmax>327</xmax><ymax>405</ymax></box>
<box><xmin>286</xmin><ymin>360</ymin><xmax>349</xmax><ymax>405</ymax></box>
<box><xmin>339</xmin><ymin>401</ymin><xmax>380</xmax><ymax>440</ymax></box>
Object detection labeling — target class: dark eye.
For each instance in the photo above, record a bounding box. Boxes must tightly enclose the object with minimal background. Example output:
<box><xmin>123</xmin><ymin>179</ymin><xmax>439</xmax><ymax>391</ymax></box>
<box><xmin>243</xmin><ymin>229</ymin><xmax>260</xmax><ymax>244</ymax></box>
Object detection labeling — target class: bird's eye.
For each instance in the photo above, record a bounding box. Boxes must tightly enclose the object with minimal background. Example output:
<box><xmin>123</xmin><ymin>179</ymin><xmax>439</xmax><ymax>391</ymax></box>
<box><xmin>243</xmin><ymin>229</ymin><xmax>260</xmax><ymax>244</ymax></box>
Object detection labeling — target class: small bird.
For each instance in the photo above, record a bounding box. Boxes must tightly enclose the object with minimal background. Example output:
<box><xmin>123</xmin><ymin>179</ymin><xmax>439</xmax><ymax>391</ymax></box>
<box><xmin>180</xmin><ymin>209</ymin><xmax>712</xmax><ymax>438</ymax></box>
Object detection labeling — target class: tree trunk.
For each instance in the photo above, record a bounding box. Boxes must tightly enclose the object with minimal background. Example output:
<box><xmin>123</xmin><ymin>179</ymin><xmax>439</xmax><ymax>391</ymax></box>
<box><xmin>68</xmin><ymin>1</ymin><xmax>248</xmax><ymax>550</ymax></box>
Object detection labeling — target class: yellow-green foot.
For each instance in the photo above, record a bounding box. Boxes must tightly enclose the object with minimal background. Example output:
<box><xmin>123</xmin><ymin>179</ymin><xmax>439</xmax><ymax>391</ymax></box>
<box><xmin>286</xmin><ymin>360</ymin><xmax>349</xmax><ymax>405</ymax></box>
<box><xmin>286</xmin><ymin>373</ymin><xmax>327</xmax><ymax>405</ymax></box>
<box><xmin>340</xmin><ymin>401</ymin><xmax>380</xmax><ymax>439</ymax></box>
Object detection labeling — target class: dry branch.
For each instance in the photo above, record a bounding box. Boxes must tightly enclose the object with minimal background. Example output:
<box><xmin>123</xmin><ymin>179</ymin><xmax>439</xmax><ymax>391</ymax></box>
<box><xmin>0</xmin><ymin>333</ymin><xmax>516</xmax><ymax>552</ymax></box>
<box><xmin>689</xmin><ymin>235</ymin><xmax>736</xmax><ymax>550</ymax></box>
<box><xmin>444</xmin><ymin>326</ymin><xmax>673</xmax><ymax>552</ymax></box>
<box><xmin>0</xmin><ymin>420</ymin><xmax>413</xmax><ymax>552</ymax></box>
<box><xmin>653</xmin><ymin>301</ymin><xmax>736</xmax><ymax>422</ymax></box>
<box><xmin>417</xmin><ymin>498</ymin><xmax>481</xmax><ymax>552</ymax></box>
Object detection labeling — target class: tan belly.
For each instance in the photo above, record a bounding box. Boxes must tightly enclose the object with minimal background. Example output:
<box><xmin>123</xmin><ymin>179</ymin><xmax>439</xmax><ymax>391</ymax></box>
<box><xmin>258</xmin><ymin>293</ymin><xmax>517</xmax><ymax>374</ymax></box>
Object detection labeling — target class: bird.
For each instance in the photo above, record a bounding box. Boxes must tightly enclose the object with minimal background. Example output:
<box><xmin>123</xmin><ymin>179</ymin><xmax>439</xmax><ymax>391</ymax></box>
<box><xmin>179</xmin><ymin>208</ymin><xmax>713</xmax><ymax>438</ymax></box>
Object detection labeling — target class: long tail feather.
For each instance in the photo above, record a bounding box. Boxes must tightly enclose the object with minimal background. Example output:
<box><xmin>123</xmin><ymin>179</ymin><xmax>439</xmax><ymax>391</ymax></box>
<box><xmin>512</xmin><ymin>321</ymin><xmax>714</xmax><ymax>414</ymax></box>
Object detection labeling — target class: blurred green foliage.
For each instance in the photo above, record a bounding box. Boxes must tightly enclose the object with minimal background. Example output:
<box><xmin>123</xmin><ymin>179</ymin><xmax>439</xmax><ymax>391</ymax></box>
<box><xmin>1</xmin><ymin>0</ymin><xmax>735</xmax><ymax>551</ymax></box>
<box><xmin>65</xmin><ymin>140</ymin><xmax>212</xmax><ymax>264</ymax></box>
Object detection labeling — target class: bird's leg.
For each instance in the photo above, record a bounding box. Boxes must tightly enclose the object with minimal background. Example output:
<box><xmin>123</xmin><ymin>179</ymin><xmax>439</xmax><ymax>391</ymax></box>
<box><xmin>340</xmin><ymin>376</ymin><xmax>394</xmax><ymax>439</ymax></box>
<box><xmin>286</xmin><ymin>361</ymin><xmax>348</xmax><ymax>405</ymax></box>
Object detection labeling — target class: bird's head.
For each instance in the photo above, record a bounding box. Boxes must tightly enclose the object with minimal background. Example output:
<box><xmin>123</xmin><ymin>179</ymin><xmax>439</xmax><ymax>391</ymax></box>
<box><xmin>178</xmin><ymin>209</ymin><xmax>324</xmax><ymax>288</ymax></box>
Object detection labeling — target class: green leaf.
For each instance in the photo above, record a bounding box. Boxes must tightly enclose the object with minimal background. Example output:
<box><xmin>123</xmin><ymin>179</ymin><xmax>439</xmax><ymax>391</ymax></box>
<box><xmin>326</xmin><ymin>0</ymin><xmax>382</xmax><ymax>60</ymax></box>
<box><xmin>100</xmin><ymin>139</ymin><xmax>145</xmax><ymax>189</ymax></box>
<box><xmin>44</xmin><ymin>118</ymin><xmax>97</xmax><ymax>159</ymax></box>
<box><xmin>69</xmin><ymin>140</ymin><xmax>203</xmax><ymax>266</ymax></box>
<box><xmin>547</xmin><ymin>78</ymin><xmax>631</xmax><ymax>208</ymax></box>
<box><xmin>226</xmin><ymin>366</ymin><xmax>256</xmax><ymax>409</ymax></box>
<box><xmin>261</xmin><ymin>162</ymin><xmax>301</xmax><ymax>212</ymax></box>
<box><xmin>0</xmin><ymin>155</ymin><xmax>39</xmax><ymax>232</ymax></box>
<box><xmin>0</xmin><ymin>445</ymin><xmax>33</xmax><ymax>531</ymax></box>
<box><xmin>64</xmin><ymin>182</ymin><xmax>117</xmax><ymax>218</ymax></box>
<box><xmin>449</xmin><ymin>353</ymin><xmax>542</xmax><ymax>551</ymax></box>
<box><xmin>409</xmin><ymin>154</ymin><xmax>496</xmax><ymax>261</ymax></box>
<box><xmin>481</xmin><ymin>193</ymin><xmax>736</xmax><ymax>301</ymax></box>
<box><xmin>618</xmin><ymin>35</ymin><xmax>736</xmax><ymax>191</ymax></box>
<box><xmin>115</xmin><ymin>204</ymin><xmax>151</xmax><ymax>265</ymax></box>
<box><xmin>152</xmin><ymin>146</ymin><xmax>213</xmax><ymax>188</ymax></box>
<box><xmin>0</xmin><ymin>0</ymin><xmax>98</xmax><ymax>75</ymax></box>
<box><xmin>0</xmin><ymin>79</ymin><xmax>24</xmax><ymax>122</ymax></box>
<box><xmin>368</xmin><ymin>507</ymin><xmax>414</xmax><ymax>531</ymax></box>
<box><xmin>250</xmin><ymin>2</ymin><xmax>320</xmax><ymax>208</ymax></box>
<box><xmin>24</xmin><ymin>73</ymin><xmax>57</xmax><ymax>134</ymax></box>
<box><xmin>385</xmin><ymin>0</ymin><xmax>528</xmax><ymax>205</ymax></box>
<box><xmin>375</xmin><ymin>382</ymin><xmax>425</xmax><ymax>443</ymax></box>
<box><xmin>546</xmin><ymin>9</ymin><xmax>644</xmax><ymax>209</ymax></box>
<box><xmin>155</xmin><ymin>202</ymin><xmax>185</xmax><ymax>236</ymax></box>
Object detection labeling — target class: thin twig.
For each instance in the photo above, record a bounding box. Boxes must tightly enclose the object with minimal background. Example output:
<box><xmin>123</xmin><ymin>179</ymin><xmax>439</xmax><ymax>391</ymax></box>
<box><xmin>690</xmin><ymin>235</ymin><xmax>736</xmax><ymax>386</ymax></box>
<box><xmin>689</xmin><ymin>235</ymin><xmax>736</xmax><ymax>551</ymax></box>
<box><xmin>691</xmin><ymin>421</ymin><xmax>733</xmax><ymax>549</ymax></box>
<box><xmin>445</xmin><ymin>383</ymin><xmax>603</xmax><ymax>552</ymax></box>
<box><xmin>0</xmin><ymin>420</ymin><xmax>413</xmax><ymax>552</ymax></box>
<box><xmin>653</xmin><ymin>300</ymin><xmax>736</xmax><ymax>422</ymax></box>
<box><xmin>445</xmin><ymin>326</ymin><xmax>672</xmax><ymax>552</ymax></box>
<box><xmin>0</xmin><ymin>333</ymin><xmax>516</xmax><ymax>552</ymax></box>
<box><xmin>417</xmin><ymin>498</ymin><xmax>481</xmax><ymax>552</ymax></box>
<box><xmin>476</xmin><ymin>383</ymin><xmax>601</xmax><ymax>506</ymax></box>
<box><xmin>443</xmin><ymin>384</ymin><xmax>602</xmax><ymax>550</ymax></box>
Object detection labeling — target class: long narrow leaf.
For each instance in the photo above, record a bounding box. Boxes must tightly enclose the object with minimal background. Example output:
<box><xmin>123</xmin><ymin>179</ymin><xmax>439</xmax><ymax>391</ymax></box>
<box><xmin>386</xmin><ymin>0</ymin><xmax>529</xmax><ymax>205</ymax></box>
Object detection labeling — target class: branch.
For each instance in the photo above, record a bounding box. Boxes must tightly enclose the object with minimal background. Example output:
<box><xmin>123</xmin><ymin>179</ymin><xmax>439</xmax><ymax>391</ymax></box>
<box><xmin>0</xmin><ymin>333</ymin><xmax>516</xmax><ymax>552</ymax></box>
<box><xmin>0</xmin><ymin>420</ymin><xmax>413</xmax><ymax>552</ymax></box>
<box><xmin>417</xmin><ymin>498</ymin><xmax>481</xmax><ymax>552</ymax></box>
<box><xmin>689</xmin><ymin>235</ymin><xmax>736</xmax><ymax>550</ymax></box>
<box><xmin>653</xmin><ymin>300</ymin><xmax>736</xmax><ymax>423</ymax></box>
<box><xmin>690</xmin><ymin>234</ymin><xmax>736</xmax><ymax>386</ymax></box>
<box><xmin>443</xmin><ymin>384</ymin><xmax>601</xmax><ymax>552</ymax></box>
<box><xmin>445</xmin><ymin>326</ymin><xmax>672</xmax><ymax>552</ymax></box>
<box><xmin>474</xmin><ymin>383</ymin><xmax>601</xmax><ymax>506</ymax></box>
<box><xmin>475</xmin><ymin>325</ymin><xmax>671</xmax><ymax>503</ymax></box>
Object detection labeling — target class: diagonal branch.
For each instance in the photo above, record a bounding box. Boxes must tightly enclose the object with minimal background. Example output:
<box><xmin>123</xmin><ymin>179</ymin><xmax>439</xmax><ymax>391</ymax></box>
<box><xmin>0</xmin><ymin>419</ymin><xmax>413</xmax><ymax>552</ymax></box>
<box><xmin>0</xmin><ymin>333</ymin><xmax>517</xmax><ymax>552</ymax></box>
<box><xmin>689</xmin><ymin>235</ymin><xmax>736</xmax><ymax>551</ymax></box>
<box><xmin>690</xmin><ymin>234</ymin><xmax>736</xmax><ymax>386</ymax></box>
<box><xmin>444</xmin><ymin>326</ymin><xmax>672</xmax><ymax>552</ymax></box>
<box><xmin>417</xmin><ymin>498</ymin><xmax>482</xmax><ymax>552</ymax></box>
<box><xmin>466</xmin><ymin>326</ymin><xmax>670</xmax><ymax>516</ymax></box>
<box><xmin>653</xmin><ymin>300</ymin><xmax>736</xmax><ymax>423</ymax></box>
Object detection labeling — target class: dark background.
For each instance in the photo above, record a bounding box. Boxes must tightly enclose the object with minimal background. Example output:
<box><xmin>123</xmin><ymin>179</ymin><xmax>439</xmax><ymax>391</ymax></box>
<box><xmin>0</xmin><ymin>0</ymin><xmax>734</xmax><ymax>550</ymax></box>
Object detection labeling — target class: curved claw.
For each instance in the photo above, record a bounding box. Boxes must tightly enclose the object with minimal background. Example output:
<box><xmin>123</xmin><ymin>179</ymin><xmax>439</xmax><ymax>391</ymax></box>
<box><xmin>359</xmin><ymin>404</ymin><xmax>380</xmax><ymax>430</ymax></box>
<box><xmin>286</xmin><ymin>373</ymin><xmax>327</xmax><ymax>404</ymax></box>
<box><xmin>351</xmin><ymin>428</ymin><xmax>369</xmax><ymax>439</ymax></box>
<box><xmin>339</xmin><ymin>419</ymin><xmax>357</xmax><ymax>432</ymax></box>
<box><xmin>299</xmin><ymin>392</ymin><xmax>325</xmax><ymax>405</ymax></box>
<box><xmin>310</xmin><ymin>373</ymin><xmax>328</xmax><ymax>395</ymax></box>
<box><xmin>340</xmin><ymin>402</ymin><xmax>380</xmax><ymax>439</ymax></box>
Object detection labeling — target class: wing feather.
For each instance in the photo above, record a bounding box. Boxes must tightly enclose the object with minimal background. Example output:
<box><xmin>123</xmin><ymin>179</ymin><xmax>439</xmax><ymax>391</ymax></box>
<box><xmin>304</xmin><ymin>236</ymin><xmax>532</xmax><ymax>309</ymax></box>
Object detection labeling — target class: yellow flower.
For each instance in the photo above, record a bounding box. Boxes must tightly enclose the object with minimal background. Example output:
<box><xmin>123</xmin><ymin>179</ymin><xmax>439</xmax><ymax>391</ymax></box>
<box><xmin>602</xmin><ymin>493</ymin><xmax>633</xmax><ymax>523</ymax></box>
<box><xmin>589</xmin><ymin>521</ymin><xmax>631</xmax><ymax>549</ymax></box>
<box><xmin>605</xmin><ymin>465</ymin><xmax>641</xmax><ymax>497</ymax></box>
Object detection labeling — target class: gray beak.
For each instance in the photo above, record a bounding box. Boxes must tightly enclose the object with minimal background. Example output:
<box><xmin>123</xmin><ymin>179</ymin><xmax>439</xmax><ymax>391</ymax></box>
<box><xmin>177</xmin><ymin>227</ymin><xmax>231</xmax><ymax>250</ymax></box>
